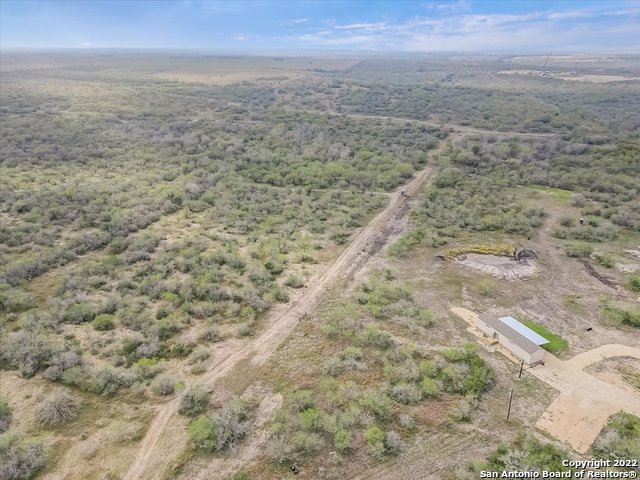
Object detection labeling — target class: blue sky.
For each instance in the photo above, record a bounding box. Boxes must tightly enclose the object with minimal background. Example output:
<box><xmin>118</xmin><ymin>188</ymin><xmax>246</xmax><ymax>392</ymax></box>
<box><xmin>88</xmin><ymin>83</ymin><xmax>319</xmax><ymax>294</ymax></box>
<box><xmin>1</xmin><ymin>1</ymin><xmax>639</xmax><ymax>52</ymax></box>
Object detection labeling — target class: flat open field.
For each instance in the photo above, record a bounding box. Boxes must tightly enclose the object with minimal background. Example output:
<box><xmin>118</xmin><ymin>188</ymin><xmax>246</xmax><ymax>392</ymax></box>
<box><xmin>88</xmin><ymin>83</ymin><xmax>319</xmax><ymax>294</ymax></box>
<box><xmin>1</xmin><ymin>52</ymin><xmax>639</xmax><ymax>480</ymax></box>
<box><xmin>498</xmin><ymin>69</ymin><xmax>640</xmax><ymax>83</ymax></box>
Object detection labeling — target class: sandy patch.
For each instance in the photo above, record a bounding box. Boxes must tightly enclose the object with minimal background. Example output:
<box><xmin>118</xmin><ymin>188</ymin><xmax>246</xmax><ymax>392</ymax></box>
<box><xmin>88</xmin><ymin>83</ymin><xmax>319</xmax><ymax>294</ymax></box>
<box><xmin>531</xmin><ymin>345</ymin><xmax>640</xmax><ymax>453</ymax></box>
<box><xmin>585</xmin><ymin>356</ymin><xmax>640</xmax><ymax>394</ymax></box>
<box><xmin>498</xmin><ymin>70</ymin><xmax>638</xmax><ymax>83</ymax></box>
<box><xmin>451</xmin><ymin>308</ymin><xmax>640</xmax><ymax>454</ymax></box>
<box><xmin>457</xmin><ymin>253</ymin><xmax>536</xmax><ymax>280</ymax></box>
<box><xmin>152</xmin><ymin>71</ymin><xmax>301</xmax><ymax>86</ymax></box>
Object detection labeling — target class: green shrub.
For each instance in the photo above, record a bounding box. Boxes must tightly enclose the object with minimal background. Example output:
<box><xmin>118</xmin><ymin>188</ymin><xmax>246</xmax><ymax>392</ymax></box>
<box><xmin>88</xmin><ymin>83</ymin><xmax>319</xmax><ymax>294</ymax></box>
<box><xmin>420</xmin><ymin>378</ymin><xmax>440</xmax><ymax>397</ymax></box>
<box><xmin>600</xmin><ymin>298</ymin><xmax>640</xmax><ymax>328</ymax></box>
<box><xmin>621</xmin><ymin>310</ymin><xmax>640</xmax><ymax>328</ymax></box>
<box><xmin>284</xmin><ymin>273</ymin><xmax>305</xmax><ymax>288</ymax></box>
<box><xmin>474</xmin><ymin>279</ymin><xmax>498</xmax><ymax>297</ymax></box>
<box><xmin>390</xmin><ymin>383</ymin><xmax>422</xmax><ymax>405</ymax></box>
<box><xmin>188</xmin><ymin>415</ymin><xmax>215</xmax><ymax>450</ymax></box>
<box><xmin>298</xmin><ymin>408</ymin><xmax>321</xmax><ymax>431</ymax></box>
<box><xmin>1</xmin><ymin>331</ymin><xmax>63</xmax><ymax>378</ymax></box>
<box><xmin>0</xmin><ymin>435</ymin><xmax>46</xmax><ymax>480</ymax></box>
<box><xmin>0</xmin><ymin>288</ymin><xmax>35</xmax><ymax>313</ymax></box>
<box><xmin>565</xmin><ymin>242</ymin><xmax>593</xmax><ymax>258</ymax></box>
<box><xmin>363</xmin><ymin>425</ymin><xmax>385</xmax><ymax>458</ymax></box>
<box><xmin>358</xmin><ymin>324</ymin><xmax>392</xmax><ymax>349</ymax></box>
<box><xmin>92</xmin><ymin>314</ymin><xmax>115</xmax><ymax>331</ymax></box>
<box><xmin>444</xmin><ymin>244</ymin><xmax>516</xmax><ymax>259</ymax></box>
<box><xmin>229</xmin><ymin>473</ymin><xmax>250</xmax><ymax>480</ymax></box>
<box><xmin>166</xmin><ymin>340</ymin><xmax>193</xmax><ymax>359</ymax></box>
<box><xmin>593</xmin><ymin>412</ymin><xmax>640</xmax><ymax>461</ymax></box>
<box><xmin>134</xmin><ymin>357</ymin><xmax>161</xmax><ymax>379</ymax></box>
<box><xmin>63</xmin><ymin>303</ymin><xmax>96</xmax><ymax>324</ymax></box>
<box><xmin>151</xmin><ymin>375</ymin><xmax>176</xmax><ymax>396</ymax></box>
<box><xmin>383</xmin><ymin>360</ymin><xmax>420</xmax><ymax>384</ymax></box>
<box><xmin>449</xmin><ymin>396</ymin><xmax>476</xmax><ymax>422</ymax></box>
<box><xmin>268</xmin><ymin>285</ymin><xmax>289</xmax><ymax>303</ymax></box>
<box><xmin>595</xmin><ymin>254</ymin><xmax>615</xmax><ymax>268</ymax></box>
<box><xmin>334</xmin><ymin>430</ymin><xmax>351</xmax><ymax>453</ymax></box>
<box><xmin>160</xmin><ymin>291</ymin><xmax>180</xmax><ymax>303</ymax></box>
<box><xmin>440</xmin><ymin>347</ymin><xmax>493</xmax><ymax>395</ymax></box>
<box><xmin>559</xmin><ymin>216</ymin><xmax>576</xmax><ymax>227</ymax></box>
<box><xmin>464</xmin><ymin>357</ymin><xmax>494</xmax><ymax>395</ymax></box>
<box><xmin>339</xmin><ymin>346</ymin><xmax>363</xmax><ymax>361</ymax></box>
<box><xmin>188</xmin><ymin>400</ymin><xmax>248</xmax><ymax>451</ymax></box>
<box><xmin>384</xmin><ymin>430</ymin><xmax>402</xmax><ymax>455</ymax></box>
<box><xmin>359</xmin><ymin>390</ymin><xmax>391</xmax><ymax>418</ymax></box>
<box><xmin>0</xmin><ymin>397</ymin><xmax>12</xmax><ymax>433</ymax></box>
<box><xmin>442</xmin><ymin>343</ymin><xmax>477</xmax><ymax>362</ymax></box>
<box><xmin>179</xmin><ymin>385</ymin><xmax>210</xmax><ymax>416</ymax></box>
<box><xmin>87</xmin><ymin>368</ymin><xmax>132</xmax><ymax>395</ymax></box>
<box><xmin>288</xmin><ymin>390</ymin><xmax>316</xmax><ymax>412</ymax></box>
<box><xmin>419</xmin><ymin>360</ymin><xmax>439</xmax><ymax>378</ymax></box>
<box><xmin>478</xmin><ymin>434</ymin><xmax>572</xmax><ymax>473</ymax></box>
<box><xmin>440</xmin><ymin>364</ymin><xmax>469</xmax><ymax>393</ymax></box>
<box><xmin>626</xmin><ymin>275</ymin><xmax>640</xmax><ymax>293</ymax></box>
<box><xmin>291</xmin><ymin>430</ymin><xmax>324</xmax><ymax>454</ymax></box>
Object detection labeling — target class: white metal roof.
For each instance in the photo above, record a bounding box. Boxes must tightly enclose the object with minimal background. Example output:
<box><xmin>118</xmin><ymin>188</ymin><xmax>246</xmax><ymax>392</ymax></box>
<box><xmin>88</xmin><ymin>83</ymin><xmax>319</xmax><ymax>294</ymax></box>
<box><xmin>499</xmin><ymin>316</ymin><xmax>550</xmax><ymax>346</ymax></box>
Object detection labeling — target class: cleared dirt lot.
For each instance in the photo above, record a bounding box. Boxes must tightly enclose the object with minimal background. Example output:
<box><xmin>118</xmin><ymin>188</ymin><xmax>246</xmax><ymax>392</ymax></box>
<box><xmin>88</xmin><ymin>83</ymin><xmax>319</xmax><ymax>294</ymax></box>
<box><xmin>451</xmin><ymin>308</ymin><xmax>640</xmax><ymax>455</ymax></box>
<box><xmin>498</xmin><ymin>70</ymin><xmax>639</xmax><ymax>83</ymax></box>
<box><xmin>585</xmin><ymin>356</ymin><xmax>640</xmax><ymax>394</ymax></box>
<box><xmin>532</xmin><ymin>344</ymin><xmax>640</xmax><ymax>453</ymax></box>
<box><xmin>457</xmin><ymin>253</ymin><xmax>536</xmax><ymax>280</ymax></box>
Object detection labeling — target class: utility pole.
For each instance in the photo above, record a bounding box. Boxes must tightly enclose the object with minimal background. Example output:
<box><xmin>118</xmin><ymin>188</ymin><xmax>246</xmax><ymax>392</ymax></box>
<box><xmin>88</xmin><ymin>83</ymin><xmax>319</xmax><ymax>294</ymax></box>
<box><xmin>506</xmin><ymin>388</ymin><xmax>514</xmax><ymax>422</ymax></box>
<box><xmin>519</xmin><ymin>359</ymin><xmax>524</xmax><ymax>378</ymax></box>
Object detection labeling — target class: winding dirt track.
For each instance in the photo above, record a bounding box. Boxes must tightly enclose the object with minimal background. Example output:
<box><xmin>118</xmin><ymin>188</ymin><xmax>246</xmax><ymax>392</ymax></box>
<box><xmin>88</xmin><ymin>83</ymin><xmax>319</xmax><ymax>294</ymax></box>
<box><xmin>123</xmin><ymin>150</ymin><xmax>438</xmax><ymax>480</ymax></box>
<box><xmin>123</xmin><ymin>119</ymin><xmax>564</xmax><ymax>479</ymax></box>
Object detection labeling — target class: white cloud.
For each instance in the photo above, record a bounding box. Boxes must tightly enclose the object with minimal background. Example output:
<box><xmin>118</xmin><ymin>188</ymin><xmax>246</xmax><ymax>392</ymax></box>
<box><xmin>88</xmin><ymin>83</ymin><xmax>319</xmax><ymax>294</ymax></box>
<box><xmin>290</xmin><ymin>4</ymin><xmax>640</xmax><ymax>51</ymax></box>
<box><xmin>425</xmin><ymin>0</ymin><xmax>471</xmax><ymax>14</ymax></box>
<box><xmin>334</xmin><ymin>22</ymin><xmax>388</xmax><ymax>30</ymax></box>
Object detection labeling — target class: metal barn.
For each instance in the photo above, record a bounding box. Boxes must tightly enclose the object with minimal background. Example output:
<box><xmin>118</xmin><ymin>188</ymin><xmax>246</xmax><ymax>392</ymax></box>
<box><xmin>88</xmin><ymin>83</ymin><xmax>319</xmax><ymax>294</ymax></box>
<box><xmin>477</xmin><ymin>315</ymin><xmax>549</xmax><ymax>365</ymax></box>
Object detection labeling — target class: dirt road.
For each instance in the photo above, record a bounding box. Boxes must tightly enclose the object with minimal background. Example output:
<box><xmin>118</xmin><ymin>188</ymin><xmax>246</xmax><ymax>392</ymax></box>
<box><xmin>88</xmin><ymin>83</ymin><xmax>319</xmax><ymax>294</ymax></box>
<box><xmin>531</xmin><ymin>344</ymin><xmax>640</xmax><ymax>453</ymax></box>
<box><xmin>122</xmin><ymin>152</ymin><xmax>438</xmax><ymax>480</ymax></box>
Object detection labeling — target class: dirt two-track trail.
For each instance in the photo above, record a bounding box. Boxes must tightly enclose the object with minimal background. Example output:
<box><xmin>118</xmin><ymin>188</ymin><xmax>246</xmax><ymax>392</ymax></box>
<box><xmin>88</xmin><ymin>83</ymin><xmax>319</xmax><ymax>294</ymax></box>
<box><xmin>123</xmin><ymin>146</ymin><xmax>441</xmax><ymax>480</ymax></box>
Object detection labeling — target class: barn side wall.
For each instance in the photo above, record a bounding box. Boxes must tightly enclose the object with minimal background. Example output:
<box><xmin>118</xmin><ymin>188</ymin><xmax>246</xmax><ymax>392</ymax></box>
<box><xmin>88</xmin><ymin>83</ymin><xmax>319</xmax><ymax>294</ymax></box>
<box><xmin>529</xmin><ymin>348</ymin><xmax>546</xmax><ymax>365</ymax></box>
<box><xmin>477</xmin><ymin>319</ymin><xmax>496</xmax><ymax>337</ymax></box>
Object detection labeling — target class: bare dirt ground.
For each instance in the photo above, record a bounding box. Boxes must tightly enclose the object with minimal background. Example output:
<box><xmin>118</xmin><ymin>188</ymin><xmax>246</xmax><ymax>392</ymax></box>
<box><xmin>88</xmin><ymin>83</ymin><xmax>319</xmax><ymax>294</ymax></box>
<box><xmin>531</xmin><ymin>344</ymin><xmax>640</xmax><ymax>453</ymax></box>
<box><xmin>585</xmin><ymin>356</ymin><xmax>640</xmax><ymax>394</ymax></box>
<box><xmin>0</xmin><ymin>371</ymin><xmax>157</xmax><ymax>480</ymax></box>
<box><xmin>152</xmin><ymin>71</ymin><xmax>304</xmax><ymax>86</ymax></box>
<box><xmin>122</xmin><ymin>149</ymin><xmax>440</xmax><ymax>480</ymax></box>
<box><xmin>457</xmin><ymin>254</ymin><xmax>536</xmax><ymax>280</ymax></box>
<box><xmin>498</xmin><ymin>70</ymin><xmax>639</xmax><ymax>83</ymax></box>
<box><xmin>501</xmin><ymin>198</ymin><xmax>638</xmax><ymax>354</ymax></box>
<box><xmin>452</xmin><ymin>307</ymin><xmax>640</xmax><ymax>454</ymax></box>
